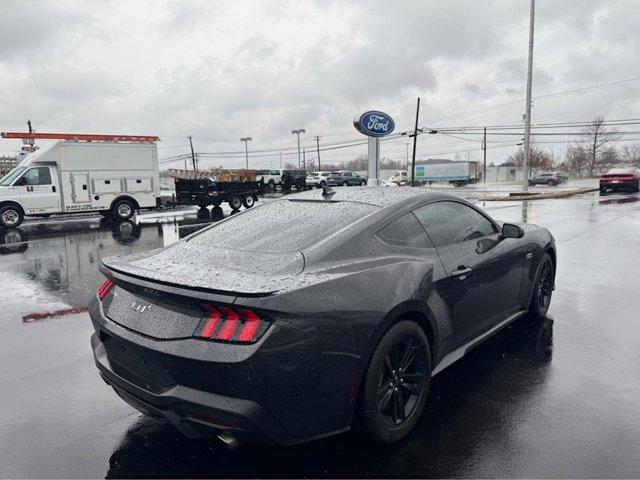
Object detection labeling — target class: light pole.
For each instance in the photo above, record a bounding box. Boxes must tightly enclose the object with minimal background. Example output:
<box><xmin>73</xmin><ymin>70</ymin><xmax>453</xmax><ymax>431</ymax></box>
<box><xmin>291</xmin><ymin>128</ymin><xmax>305</xmax><ymax>168</ymax></box>
<box><xmin>522</xmin><ymin>0</ymin><xmax>536</xmax><ymax>192</ymax></box>
<box><xmin>240</xmin><ymin>137</ymin><xmax>252</xmax><ymax>169</ymax></box>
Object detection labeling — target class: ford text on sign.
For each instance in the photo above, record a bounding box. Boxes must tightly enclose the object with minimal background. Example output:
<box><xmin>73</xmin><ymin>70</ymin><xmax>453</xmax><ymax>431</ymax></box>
<box><xmin>354</xmin><ymin>111</ymin><xmax>395</xmax><ymax>137</ymax></box>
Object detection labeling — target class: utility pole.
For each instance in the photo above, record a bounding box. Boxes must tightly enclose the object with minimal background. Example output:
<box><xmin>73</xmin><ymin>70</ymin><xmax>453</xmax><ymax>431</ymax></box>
<box><xmin>410</xmin><ymin>97</ymin><xmax>421</xmax><ymax>187</ymax></box>
<box><xmin>240</xmin><ymin>137</ymin><xmax>252</xmax><ymax>169</ymax></box>
<box><xmin>483</xmin><ymin>126</ymin><xmax>487</xmax><ymax>183</ymax></box>
<box><xmin>188</xmin><ymin>135</ymin><xmax>196</xmax><ymax>170</ymax></box>
<box><xmin>303</xmin><ymin>148</ymin><xmax>306</xmax><ymax>169</ymax></box>
<box><xmin>314</xmin><ymin>136</ymin><xmax>322</xmax><ymax>169</ymax></box>
<box><xmin>26</xmin><ymin>119</ymin><xmax>35</xmax><ymax>148</ymax></box>
<box><xmin>405</xmin><ymin>142</ymin><xmax>410</xmax><ymax>172</ymax></box>
<box><xmin>522</xmin><ymin>0</ymin><xmax>536</xmax><ymax>192</ymax></box>
<box><xmin>291</xmin><ymin>129</ymin><xmax>305</xmax><ymax>167</ymax></box>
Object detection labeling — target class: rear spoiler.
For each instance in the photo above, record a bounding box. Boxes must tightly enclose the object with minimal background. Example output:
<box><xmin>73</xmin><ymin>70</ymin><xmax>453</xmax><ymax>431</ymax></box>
<box><xmin>99</xmin><ymin>263</ymin><xmax>275</xmax><ymax>302</ymax></box>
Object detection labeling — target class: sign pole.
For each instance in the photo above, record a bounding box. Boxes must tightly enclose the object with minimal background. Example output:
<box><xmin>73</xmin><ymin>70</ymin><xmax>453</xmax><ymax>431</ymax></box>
<box><xmin>367</xmin><ymin>137</ymin><xmax>380</xmax><ymax>186</ymax></box>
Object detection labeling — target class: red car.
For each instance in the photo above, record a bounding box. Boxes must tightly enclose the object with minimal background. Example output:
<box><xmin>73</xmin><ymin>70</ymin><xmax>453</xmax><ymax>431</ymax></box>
<box><xmin>599</xmin><ymin>168</ymin><xmax>640</xmax><ymax>194</ymax></box>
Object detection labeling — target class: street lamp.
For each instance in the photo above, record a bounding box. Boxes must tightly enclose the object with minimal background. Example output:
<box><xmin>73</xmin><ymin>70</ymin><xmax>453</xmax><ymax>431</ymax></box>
<box><xmin>240</xmin><ymin>137</ymin><xmax>252</xmax><ymax>169</ymax></box>
<box><xmin>291</xmin><ymin>128</ymin><xmax>305</xmax><ymax>168</ymax></box>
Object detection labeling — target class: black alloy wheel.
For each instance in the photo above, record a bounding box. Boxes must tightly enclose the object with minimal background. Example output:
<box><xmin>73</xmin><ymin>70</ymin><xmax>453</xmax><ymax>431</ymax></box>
<box><xmin>530</xmin><ymin>253</ymin><xmax>554</xmax><ymax>318</ymax></box>
<box><xmin>360</xmin><ymin>320</ymin><xmax>431</xmax><ymax>444</ymax></box>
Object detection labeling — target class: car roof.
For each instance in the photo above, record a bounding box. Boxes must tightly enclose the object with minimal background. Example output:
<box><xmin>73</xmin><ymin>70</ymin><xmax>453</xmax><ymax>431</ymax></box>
<box><xmin>288</xmin><ymin>186</ymin><xmax>457</xmax><ymax>208</ymax></box>
<box><xmin>606</xmin><ymin>167</ymin><xmax>636</xmax><ymax>174</ymax></box>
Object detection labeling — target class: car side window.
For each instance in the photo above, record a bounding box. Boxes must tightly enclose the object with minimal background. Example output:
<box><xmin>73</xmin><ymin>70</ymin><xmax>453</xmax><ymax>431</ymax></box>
<box><xmin>21</xmin><ymin>167</ymin><xmax>51</xmax><ymax>186</ymax></box>
<box><xmin>414</xmin><ymin>201</ymin><xmax>496</xmax><ymax>247</ymax></box>
<box><xmin>377</xmin><ymin>213</ymin><xmax>433</xmax><ymax>248</ymax></box>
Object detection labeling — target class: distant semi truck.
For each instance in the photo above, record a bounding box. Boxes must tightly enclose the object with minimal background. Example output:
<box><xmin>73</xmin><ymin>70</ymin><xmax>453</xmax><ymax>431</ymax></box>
<box><xmin>410</xmin><ymin>161</ymin><xmax>479</xmax><ymax>187</ymax></box>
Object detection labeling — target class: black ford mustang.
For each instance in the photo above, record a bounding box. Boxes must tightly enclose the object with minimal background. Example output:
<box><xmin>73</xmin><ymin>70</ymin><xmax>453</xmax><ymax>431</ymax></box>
<box><xmin>90</xmin><ymin>187</ymin><xmax>556</xmax><ymax>446</ymax></box>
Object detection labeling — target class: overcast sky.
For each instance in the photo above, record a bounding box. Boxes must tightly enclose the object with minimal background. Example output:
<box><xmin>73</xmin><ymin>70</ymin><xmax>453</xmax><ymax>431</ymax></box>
<box><xmin>2</xmin><ymin>0</ymin><xmax>640</xmax><ymax>169</ymax></box>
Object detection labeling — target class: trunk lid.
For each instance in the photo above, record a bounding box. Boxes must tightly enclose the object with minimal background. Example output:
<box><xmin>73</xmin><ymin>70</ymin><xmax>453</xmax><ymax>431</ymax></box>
<box><xmin>102</xmin><ymin>243</ymin><xmax>305</xmax><ymax>297</ymax></box>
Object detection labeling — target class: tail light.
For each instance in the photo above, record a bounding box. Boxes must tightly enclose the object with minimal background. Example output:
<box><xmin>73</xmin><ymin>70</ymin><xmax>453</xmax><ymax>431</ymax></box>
<box><xmin>196</xmin><ymin>305</ymin><xmax>270</xmax><ymax>344</ymax></box>
<box><xmin>97</xmin><ymin>278</ymin><xmax>115</xmax><ymax>300</ymax></box>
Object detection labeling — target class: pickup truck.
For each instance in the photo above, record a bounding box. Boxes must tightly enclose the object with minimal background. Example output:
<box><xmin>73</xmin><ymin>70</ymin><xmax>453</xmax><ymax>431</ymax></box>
<box><xmin>255</xmin><ymin>169</ymin><xmax>282</xmax><ymax>191</ymax></box>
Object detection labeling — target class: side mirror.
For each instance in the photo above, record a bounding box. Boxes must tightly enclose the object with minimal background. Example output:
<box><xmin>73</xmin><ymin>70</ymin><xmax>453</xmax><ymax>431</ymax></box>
<box><xmin>502</xmin><ymin>223</ymin><xmax>524</xmax><ymax>239</ymax></box>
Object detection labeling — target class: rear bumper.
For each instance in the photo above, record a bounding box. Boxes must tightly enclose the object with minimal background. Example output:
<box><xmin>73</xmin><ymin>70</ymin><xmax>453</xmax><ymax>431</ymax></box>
<box><xmin>92</xmin><ymin>332</ymin><xmax>289</xmax><ymax>445</ymax></box>
<box><xmin>88</xmin><ymin>299</ymin><xmax>359</xmax><ymax>446</ymax></box>
<box><xmin>600</xmin><ymin>180</ymin><xmax>638</xmax><ymax>190</ymax></box>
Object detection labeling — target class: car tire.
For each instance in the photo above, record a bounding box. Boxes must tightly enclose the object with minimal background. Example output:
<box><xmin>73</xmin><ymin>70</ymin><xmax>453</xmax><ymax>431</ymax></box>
<box><xmin>528</xmin><ymin>180</ymin><xmax>534</xmax><ymax>186</ymax></box>
<box><xmin>267</xmin><ymin>180</ymin><xmax>276</xmax><ymax>192</ymax></box>
<box><xmin>359</xmin><ymin>320</ymin><xmax>431</xmax><ymax>444</ymax></box>
<box><xmin>360</xmin><ymin>180</ymin><xmax>366</xmax><ymax>186</ymax></box>
<box><xmin>529</xmin><ymin>253</ymin><xmax>554</xmax><ymax>319</ymax></box>
<box><xmin>242</xmin><ymin>194</ymin><xmax>255</xmax><ymax>208</ymax></box>
<box><xmin>113</xmin><ymin>199</ymin><xmax>135</xmax><ymax>220</ymax></box>
<box><xmin>547</xmin><ymin>179</ymin><xmax>556</xmax><ymax>187</ymax></box>
<box><xmin>0</xmin><ymin>205</ymin><xmax>24</xmax><ymax>228</ymax></box>
<box><xmin>228</xmin><ymin>195</ymin><xmax>242</xmax><ymax>210</ymax></box>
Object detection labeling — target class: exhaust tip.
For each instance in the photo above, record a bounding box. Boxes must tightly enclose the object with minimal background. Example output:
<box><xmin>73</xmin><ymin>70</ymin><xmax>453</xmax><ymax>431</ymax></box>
<box><xmin>217</xmin><ymin>432</ymin><xmax>242</xmax><ymax>450</ymax></box>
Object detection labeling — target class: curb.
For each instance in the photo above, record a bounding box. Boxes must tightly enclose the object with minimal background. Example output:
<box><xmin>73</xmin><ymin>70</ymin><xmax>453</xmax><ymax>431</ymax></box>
<box><xmin>479</xmin><ymin>187</ymin><xmax>599</xmax><ymax>201</ymax></box>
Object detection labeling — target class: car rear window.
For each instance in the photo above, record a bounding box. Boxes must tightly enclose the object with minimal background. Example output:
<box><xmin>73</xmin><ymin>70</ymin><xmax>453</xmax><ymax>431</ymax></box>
<box><xmin>187</xmin><ymin>199</ymin><xmax>379</xmax><ymax>252</ymax></box>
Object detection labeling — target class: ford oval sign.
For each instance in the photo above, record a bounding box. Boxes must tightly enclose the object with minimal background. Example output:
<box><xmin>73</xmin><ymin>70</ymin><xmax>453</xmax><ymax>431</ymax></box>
<box><xmin>354</xmin><ymin>111</ymin><xmax>395</xmax><ymax>137</ymax></box>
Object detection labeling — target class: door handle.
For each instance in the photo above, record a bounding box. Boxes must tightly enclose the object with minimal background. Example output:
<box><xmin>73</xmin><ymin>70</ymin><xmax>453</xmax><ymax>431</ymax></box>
<box><xmin>451</xmin><ymin>266</ymin><xmax>472</xmax><ymax>278</ymax></box>
<box><xmin>52</xmin><ymin>185</ymin><xmax>56</xmax><ymax>193</ymax></box>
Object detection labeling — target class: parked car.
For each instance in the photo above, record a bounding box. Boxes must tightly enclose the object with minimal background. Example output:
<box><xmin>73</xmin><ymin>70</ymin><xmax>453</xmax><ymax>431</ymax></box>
<box><xmin>91</xmin><ymin>187</ymin><xmax>556</xmax><ymax>447</ymax></box>
<box><xmin>306</xmin><ymin>171</ymin><xmax>332</xmax><ymax>188</ymax></box>
<box><xmin>528</xmin><ymin>171</ymin><xmax>567</xmax><ymax>187</ymax></box>
<box><xmin>599</xmin><ymin>167</ymin><xmax>640</xmax><ymax>194</ymax></box>
<box><xmin>255</xmin><ymin>169</ymin><xmax>282</xmax><ymax>191</ymax></box>
<box><xmin>389</xmin><ymin>171</ymin><xmax>408</xmax><ymax>185</ymax></box>
<box><xmin>326</xmin><ymin>171</ymin><xmax>367</xmax><ymax>186</ymax></box>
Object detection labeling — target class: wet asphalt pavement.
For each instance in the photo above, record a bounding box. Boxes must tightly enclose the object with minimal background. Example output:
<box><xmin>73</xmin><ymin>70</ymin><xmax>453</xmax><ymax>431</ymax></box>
<box><xmin>1</xmin><ymin>187</ymin><xmax>640</xmax><ymax>478</ymax></box>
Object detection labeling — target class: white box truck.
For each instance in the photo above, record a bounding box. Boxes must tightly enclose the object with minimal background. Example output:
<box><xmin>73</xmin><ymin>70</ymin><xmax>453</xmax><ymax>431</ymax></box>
<box><xmin>0</xmin><ymin>138</ymin><xmax>160</xmax><ymax>228</ymax></box>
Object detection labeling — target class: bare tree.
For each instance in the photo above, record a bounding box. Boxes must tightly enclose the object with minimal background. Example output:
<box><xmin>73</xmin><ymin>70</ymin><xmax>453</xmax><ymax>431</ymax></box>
<box><xmin>566</xmin><ymin>145</ymin><xmax>589</xmax><ymax>177</ymax></box>
<box><xmin>598</xmin><ymin>146</ymin><xmax>620</xmax><ymax>173</ymax></box>
<box><xmin>508</xmin><ymin>146</ymin><xmax>553</xmax><ymax>170</ymax></box>
<box><xmin>621</xmin><ymin>143</ymin><xmax>640</xmax><ymax>166</ymax></box>
<box><xmin>577</xmin><ymin>116</ymin><xmax>621</xmax><ymax>177</ymax></box>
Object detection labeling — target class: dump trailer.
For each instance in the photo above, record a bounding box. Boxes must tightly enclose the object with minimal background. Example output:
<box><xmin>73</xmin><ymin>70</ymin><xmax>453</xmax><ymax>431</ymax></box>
<box><xmin>169</xmin><ymin>169</ymin><xmax>261</xmax><ymax>210</ymax></box>
<box><xmin>412</xmin><ymin>161</ymin><xmax>479</xmax><ymax>186</ymax></box>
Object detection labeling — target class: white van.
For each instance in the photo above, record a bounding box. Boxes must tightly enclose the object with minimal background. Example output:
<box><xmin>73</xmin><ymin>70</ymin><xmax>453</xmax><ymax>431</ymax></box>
<box><xmin>0</xmin><ymin>140</ymin><xmax>160</xmax><ymax>228</ymax></box>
